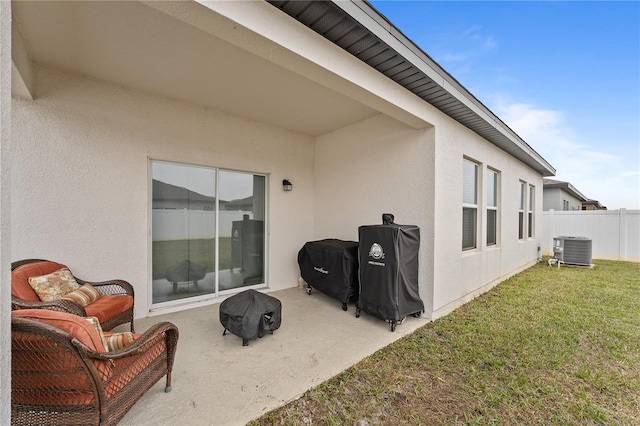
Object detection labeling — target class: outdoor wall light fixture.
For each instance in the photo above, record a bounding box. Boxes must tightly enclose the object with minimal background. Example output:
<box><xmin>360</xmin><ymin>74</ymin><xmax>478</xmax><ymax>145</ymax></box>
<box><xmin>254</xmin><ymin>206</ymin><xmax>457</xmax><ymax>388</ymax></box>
<box><xmin>282</xmin><ymin>179</ymin><xmax>293</xmax><ymax>192</ymax></box>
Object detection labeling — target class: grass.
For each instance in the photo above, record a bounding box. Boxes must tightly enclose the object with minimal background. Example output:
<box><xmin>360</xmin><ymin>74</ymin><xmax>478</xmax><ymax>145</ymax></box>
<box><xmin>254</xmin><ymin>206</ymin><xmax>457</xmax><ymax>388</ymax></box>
<box><xmin>249</xmin><ymin>260</ymin><xmax>640</xmax><ymax>425</ymax></box>
<box><xmin>152</xmin><ymin>237</ymin><xmax>232</xmax><ymax>279</ymax></box>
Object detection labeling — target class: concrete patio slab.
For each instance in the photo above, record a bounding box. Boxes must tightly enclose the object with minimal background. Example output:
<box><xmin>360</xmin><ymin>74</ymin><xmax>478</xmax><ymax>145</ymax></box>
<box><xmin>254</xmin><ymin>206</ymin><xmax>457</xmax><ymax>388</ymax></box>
<box><xmin>118</xmin><ymin>286</ymin><xmax>428</xmax><ymax>425</ymax></box>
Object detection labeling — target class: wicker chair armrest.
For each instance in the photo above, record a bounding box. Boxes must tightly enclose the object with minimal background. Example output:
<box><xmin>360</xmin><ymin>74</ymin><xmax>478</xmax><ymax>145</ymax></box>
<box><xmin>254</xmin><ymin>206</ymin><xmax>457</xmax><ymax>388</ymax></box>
<box><xmin>11</xmin><ymin>295</ymin><xmax>87</xmax><ymax>316</ymax></box>
<box><xmin>87</xmin><ymin>322</ymin><xmax>179</xmax><ymax>360</ymax></box>
<box><xmin>76</xmin><ymin>278</ymin><xmax>135</xmax><ymax>297</ymax></box>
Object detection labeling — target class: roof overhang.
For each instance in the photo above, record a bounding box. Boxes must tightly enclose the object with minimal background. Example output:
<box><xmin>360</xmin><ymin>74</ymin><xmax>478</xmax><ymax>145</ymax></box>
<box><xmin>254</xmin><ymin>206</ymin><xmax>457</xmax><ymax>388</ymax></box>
<box><xmin>266</xmin><ymin>0</ymin><xmax>556</xmax><ymax>177</ymax></box>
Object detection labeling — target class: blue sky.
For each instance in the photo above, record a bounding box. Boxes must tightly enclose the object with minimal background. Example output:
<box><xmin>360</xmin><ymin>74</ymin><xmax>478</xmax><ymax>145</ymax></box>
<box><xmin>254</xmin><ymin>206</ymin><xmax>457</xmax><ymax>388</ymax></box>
<box><xmin>370</xmin><ymin>1</ymin><xmax>640</xmax><ymax>209</ymax></box>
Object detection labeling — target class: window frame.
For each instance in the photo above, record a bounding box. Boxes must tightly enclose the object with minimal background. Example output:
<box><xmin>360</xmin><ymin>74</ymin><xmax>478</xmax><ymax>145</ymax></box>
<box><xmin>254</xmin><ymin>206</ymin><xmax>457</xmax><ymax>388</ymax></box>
<box><xmin>518</xmin><ymin>181</ymin><xmax>526</xmax><ymax>240</ymax></box>
<box><xmin>528</xmin><ymin>184</ymin><xmax>535</xmax><ymax>238</ymax></box>
<box><xmin>462</xmin><ymin>158</ymin><xmax>479</xmax><ymax>251</ymax></box>
<box><xmin>149</xmin><ymin>159</ymin><xmax>269</xmax><ymax>311</ymax></box>
<box><xmin>486</xmin><ymin>168</ymin><xmax>499</xmax><ymax>247</ymax></box>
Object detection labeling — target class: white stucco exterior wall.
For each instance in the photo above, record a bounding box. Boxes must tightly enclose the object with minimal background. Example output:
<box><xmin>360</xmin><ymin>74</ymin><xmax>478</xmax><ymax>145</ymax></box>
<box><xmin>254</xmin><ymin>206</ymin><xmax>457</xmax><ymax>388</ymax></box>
<box><xmin>1</xmin><ymin>0</ymin><xmax>12</xmax><ymax>419</ymax></box>
<box><xmin>432</xmin><ymin>114</ymin><xmax>544</xmax><ymax>319</ymax></box>
<box><xmin>313</xmin><ymin>105</ymin><xmax>546</xmax><ymax>322</ymax></box>
<box><xmin>314</xmin><ymin>114</ymin><xmax>436</xmax><ymax>316</ymax></box>
<box><xmin>11</xmin><ymin>67</ymin><xmax>315</xmax><ymax>318</ymax></box>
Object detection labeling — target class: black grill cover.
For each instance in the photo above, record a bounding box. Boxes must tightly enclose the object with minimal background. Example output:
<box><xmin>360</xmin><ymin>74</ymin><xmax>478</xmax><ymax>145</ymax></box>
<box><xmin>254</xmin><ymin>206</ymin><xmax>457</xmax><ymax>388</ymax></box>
<box><xmin>219</xmin><ymin>289</ymin><xmax>281</xmax><ymax>345</ymax></box>
<box><xmin>358</xmin><ymin>221</ymin><xmax>424</xmax><ymax>321</ymax></box>
<box><xmin>298</xmin><ymin>239</ymin><xmax>359</xmax><ymax>304</ymax></box>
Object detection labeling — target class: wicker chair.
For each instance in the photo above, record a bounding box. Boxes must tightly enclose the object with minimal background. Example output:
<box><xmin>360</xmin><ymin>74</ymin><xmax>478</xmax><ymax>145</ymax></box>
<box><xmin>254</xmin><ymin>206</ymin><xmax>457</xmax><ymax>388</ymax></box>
<box><xmin>11</xmin><ymin>309</ymin><xmax>179</xmax><ymax>426</ymax></box>
<box><xmin>11</xmin><ymin>259</ymin><xmax>135</xmax><ymax>332</ymax></box>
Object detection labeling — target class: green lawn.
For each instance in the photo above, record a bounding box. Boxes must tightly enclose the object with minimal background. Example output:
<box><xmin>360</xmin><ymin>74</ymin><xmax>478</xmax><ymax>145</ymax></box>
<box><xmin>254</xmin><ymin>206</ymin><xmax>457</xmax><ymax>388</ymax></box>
<box><xmin>250</xmin><ymin>260</ymin><xmax>640</xmax><ymax>425</ymax></box>
<box><xmin>152</xmin><ymin>238</ymin><xmax>231</xmax><ymax>279</ymax></box>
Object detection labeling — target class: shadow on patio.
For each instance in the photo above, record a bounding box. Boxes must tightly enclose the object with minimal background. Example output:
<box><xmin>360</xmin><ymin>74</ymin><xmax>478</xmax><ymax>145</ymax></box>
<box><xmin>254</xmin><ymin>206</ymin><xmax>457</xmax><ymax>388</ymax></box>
<box><xmin>117</xmin><ymin>286</ymin><xmax>427</xmax><ymax>425</ymax></box>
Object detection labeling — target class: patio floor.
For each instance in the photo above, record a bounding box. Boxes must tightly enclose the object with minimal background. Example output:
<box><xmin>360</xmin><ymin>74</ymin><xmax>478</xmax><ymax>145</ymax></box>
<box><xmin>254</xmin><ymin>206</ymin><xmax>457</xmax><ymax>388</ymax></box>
<box><xmin>117</xmin><ymin>285</ymin><xmax>428</xmax><ymax>425</ymax></box>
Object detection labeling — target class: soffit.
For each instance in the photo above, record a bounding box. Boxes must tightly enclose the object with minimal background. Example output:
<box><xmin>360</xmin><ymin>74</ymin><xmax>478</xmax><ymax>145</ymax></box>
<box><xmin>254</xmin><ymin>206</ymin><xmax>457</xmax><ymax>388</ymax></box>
<box><xmin>266</xmin><ymin>0</ymin><xmax>556</xmax><ymax>176</ymax></box>
<box><xmin>11</xmin><ymin>0</ymin><xmax>379</xmax><ymax>137</ymax></box>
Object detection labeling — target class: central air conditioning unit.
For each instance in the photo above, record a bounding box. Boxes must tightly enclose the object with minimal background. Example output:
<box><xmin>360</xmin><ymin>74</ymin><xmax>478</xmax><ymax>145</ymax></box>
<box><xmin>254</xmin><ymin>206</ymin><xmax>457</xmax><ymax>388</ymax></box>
<box><xmin>552</xmin><ymin>236</ymin><xmax>593</xmax><ymax>266</ymax></box>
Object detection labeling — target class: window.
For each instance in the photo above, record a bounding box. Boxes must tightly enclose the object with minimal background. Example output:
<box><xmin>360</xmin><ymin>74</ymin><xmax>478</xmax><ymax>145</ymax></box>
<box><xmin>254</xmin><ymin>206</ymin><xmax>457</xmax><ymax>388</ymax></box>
<box><xmin>528</xmin><ymin>185</ymin><xmax>535</xmax><ymax>238</ymax></box>
<box><xmin>486</xmin><ymin>169</ymin><xmax>499</xmax><ymax>246</ymax></box>
<box><xmin>151</xmin><ymin>161</ymin><xmax>266</xmax><ymax>307</ymax></box>
<box><xmin>462</xmin><ymin>159</ymin><xmax>478</xmax><ymax>250</ymax></box>
<box><xmin>518</xmin><ymin>181</ymin><xmax>526</xmax><ymax>240</ymax></box>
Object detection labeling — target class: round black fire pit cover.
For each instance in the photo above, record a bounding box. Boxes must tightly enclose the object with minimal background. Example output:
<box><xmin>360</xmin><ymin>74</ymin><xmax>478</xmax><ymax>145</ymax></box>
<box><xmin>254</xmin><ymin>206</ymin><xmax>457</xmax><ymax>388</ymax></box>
<box><xmin>165</xmin><ymin>259</ymin><xmax>207</xmax><ymax>283</ymax></box>
<box><xmin>219</xmin><ymin>289</ymin><xmax>282</xmax><ymax>346</ymax></box>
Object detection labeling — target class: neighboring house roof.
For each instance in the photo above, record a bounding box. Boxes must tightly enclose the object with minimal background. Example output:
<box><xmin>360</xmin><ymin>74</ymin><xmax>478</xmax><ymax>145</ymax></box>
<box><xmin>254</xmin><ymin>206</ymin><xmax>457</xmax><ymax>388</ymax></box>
<box><xmin>583</xmin><ymin>199</ymin><xmax>607</xmax><ymax>210</ymax></box>
<box><xmin>266</xmin><ymin>0</ymin><xmax>556</xmax><ymax>177</ymax></box>
<box><xmin>543</xmin><ymin>178</ymin><xmax>589</xmax><ymax>202</ymax></box>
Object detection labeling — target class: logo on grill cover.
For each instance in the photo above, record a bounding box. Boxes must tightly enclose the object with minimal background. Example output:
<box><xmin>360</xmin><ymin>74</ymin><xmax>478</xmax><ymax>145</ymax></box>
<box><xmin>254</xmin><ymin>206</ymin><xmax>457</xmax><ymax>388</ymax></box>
<box><xmin>369</xmin><ymin>243</ymin><xmax>385</xmax><ymax>260</ymax></box>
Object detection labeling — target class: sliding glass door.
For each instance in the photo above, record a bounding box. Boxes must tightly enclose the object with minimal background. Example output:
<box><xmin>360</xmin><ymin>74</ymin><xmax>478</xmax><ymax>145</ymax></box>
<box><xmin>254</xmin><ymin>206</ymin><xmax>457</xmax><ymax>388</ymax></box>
<box><xmin>219</xmin><ymin>170</ymin><xmax>266</xmax><ymax>291</ymax></box>
<box><xmin>151</xmin><ymin>161</ymin><xmax>266</xmax><ymax>307</ymax></box>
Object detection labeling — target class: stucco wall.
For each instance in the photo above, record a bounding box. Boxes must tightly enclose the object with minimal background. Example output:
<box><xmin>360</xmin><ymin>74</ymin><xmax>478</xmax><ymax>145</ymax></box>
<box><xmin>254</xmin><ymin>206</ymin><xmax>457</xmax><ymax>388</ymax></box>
<box><xmin>208</xmin><ymin>0</ymin><xmax>547</xmax><ymax>321</ymax></box>
<box><xmin>313</xmin><ymin>106</ymin><xmax>546</xmax><ymax>322</ymax></box>
<box><xmin>314</xmin><ymin>114</ymin><xmax>436</xmax><ymax>316</ymax></box>
<box><xmin>1</xmin><ymin>0</ymin><xmax>12</xmax><ymax>418</ymax></box>
<box><xmin>11</xmin><ymin>68</ymin><xmax>315</xmax><ymax>318</ymax></box>
<box><xmin>432</xmin><ymin>114</ymin><xmax>544</xmax><ymax>319</ymax></box>
<box><xmin>11</xmin><ymin>66</ymin><xmax>548</xmax><ymax>325</ymax></box>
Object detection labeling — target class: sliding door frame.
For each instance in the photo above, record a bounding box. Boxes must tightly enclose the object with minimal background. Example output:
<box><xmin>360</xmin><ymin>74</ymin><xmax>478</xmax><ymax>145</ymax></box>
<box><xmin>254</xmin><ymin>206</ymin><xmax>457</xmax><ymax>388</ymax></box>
<box><xmin>148</xmin><ymin>158</ymin><xmax>269</xmax><ymax>313</ymax></box>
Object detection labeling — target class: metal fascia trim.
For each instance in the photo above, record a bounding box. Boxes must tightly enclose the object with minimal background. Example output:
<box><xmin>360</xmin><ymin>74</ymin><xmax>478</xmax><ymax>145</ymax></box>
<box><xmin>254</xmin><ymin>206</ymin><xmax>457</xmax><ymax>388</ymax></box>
<box><xmin>333</xmin><ymin>0</ymin><xmax>556</xmax><ymax>176</ymax></box>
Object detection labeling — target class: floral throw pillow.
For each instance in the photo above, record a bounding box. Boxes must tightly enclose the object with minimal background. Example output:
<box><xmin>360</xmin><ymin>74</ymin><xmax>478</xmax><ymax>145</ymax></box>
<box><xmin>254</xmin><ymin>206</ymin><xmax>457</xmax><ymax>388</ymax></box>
<box><xmin>61</xmin><ymin>283</ymin><xmax>102</xmax><ymax>307</ymax></box>
<box><xmin>28</xmin><ymin>267</ymin><xmax>81</xmax><ymax>302</ymax></box>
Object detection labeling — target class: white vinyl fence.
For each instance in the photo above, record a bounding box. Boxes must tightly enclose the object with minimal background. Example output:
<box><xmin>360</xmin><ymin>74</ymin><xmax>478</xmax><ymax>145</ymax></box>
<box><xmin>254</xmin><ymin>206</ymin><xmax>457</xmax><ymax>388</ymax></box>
<box><xmin>541</xmin><ymin>209</ymin><xmax>640</xmax><ymax>262</ymax></box>
<box><xmin>152</xmin><ymin>210</ymin><xmax>252</xmax><ymax>240</ymax></box>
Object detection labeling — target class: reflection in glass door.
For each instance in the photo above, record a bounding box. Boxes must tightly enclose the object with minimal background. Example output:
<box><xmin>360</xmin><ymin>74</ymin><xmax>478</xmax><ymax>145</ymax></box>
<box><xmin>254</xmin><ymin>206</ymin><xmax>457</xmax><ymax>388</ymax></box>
<box><xmin>151</xmin><ymin>161</ymin><xmax>266</xmax><ymax>306</ymax></box>
<box><xmin>219</xmin><ymin>171</ymin><xmax>265</xmax><ymax>291</ymax></box>
<box><xmin>152</xmin><ymin>162</ymin><xmax>217</xmax><ymax>304</ymax></box>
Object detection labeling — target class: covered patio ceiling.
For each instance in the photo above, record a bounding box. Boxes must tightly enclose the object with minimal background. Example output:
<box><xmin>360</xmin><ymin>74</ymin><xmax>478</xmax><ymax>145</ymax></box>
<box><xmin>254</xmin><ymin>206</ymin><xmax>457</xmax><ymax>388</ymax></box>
<box><xmin>10</xmin><ymin>0</ymin><xmax>402</xmax><ymax>137</ymax></box>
